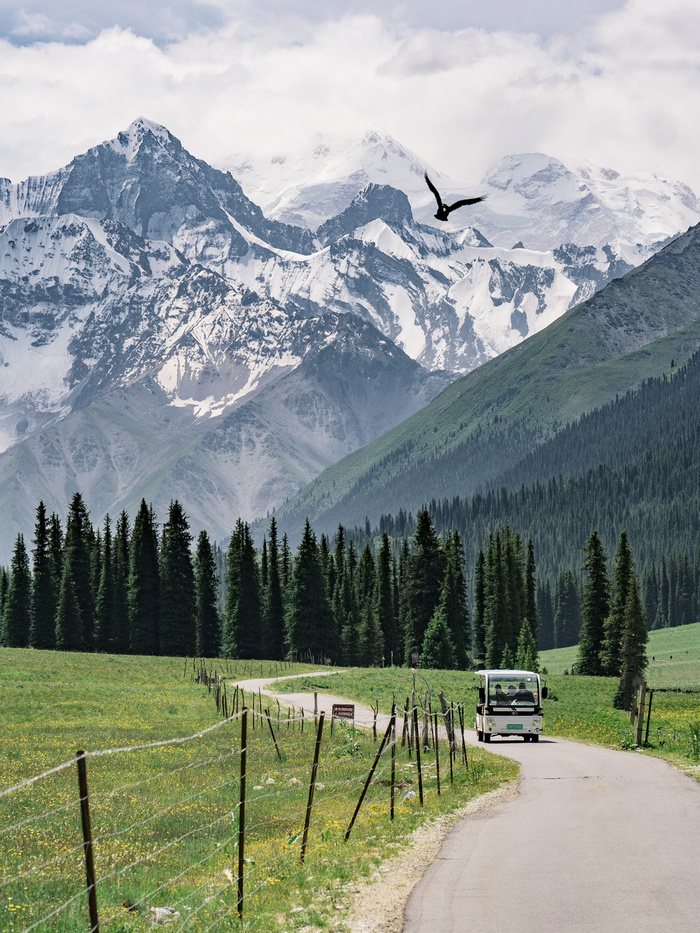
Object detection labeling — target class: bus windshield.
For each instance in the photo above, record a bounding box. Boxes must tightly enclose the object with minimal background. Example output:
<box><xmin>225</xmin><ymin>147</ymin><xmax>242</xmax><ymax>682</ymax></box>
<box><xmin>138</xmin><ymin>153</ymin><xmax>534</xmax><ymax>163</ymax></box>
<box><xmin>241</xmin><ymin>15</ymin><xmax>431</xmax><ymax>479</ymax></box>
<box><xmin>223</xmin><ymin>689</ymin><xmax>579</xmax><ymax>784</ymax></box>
<box><xmin>489</xmin><ymin>676</ymin><xmax>538</xmax><ymax>707</ymax></box>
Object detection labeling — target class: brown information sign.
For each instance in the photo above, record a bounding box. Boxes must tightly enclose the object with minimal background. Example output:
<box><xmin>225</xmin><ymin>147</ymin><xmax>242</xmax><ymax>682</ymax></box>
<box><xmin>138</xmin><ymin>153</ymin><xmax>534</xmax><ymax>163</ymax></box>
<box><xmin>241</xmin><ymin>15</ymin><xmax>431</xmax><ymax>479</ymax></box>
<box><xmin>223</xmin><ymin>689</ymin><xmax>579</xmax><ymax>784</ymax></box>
<box><xmin>331</xmin><ymin>703</ymin><xmax>355</xmax><ymax>720</ymax></box>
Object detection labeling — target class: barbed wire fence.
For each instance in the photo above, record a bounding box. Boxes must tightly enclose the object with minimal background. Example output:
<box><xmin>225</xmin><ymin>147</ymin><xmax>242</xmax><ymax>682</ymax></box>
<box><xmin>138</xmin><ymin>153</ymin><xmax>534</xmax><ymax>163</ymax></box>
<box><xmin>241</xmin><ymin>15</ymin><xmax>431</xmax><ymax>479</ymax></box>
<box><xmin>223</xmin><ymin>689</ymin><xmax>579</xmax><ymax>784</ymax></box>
<box><xmin>1</xmin><ymin>666</ymin><xmax>479</xmax><ymax>933</ymax></box>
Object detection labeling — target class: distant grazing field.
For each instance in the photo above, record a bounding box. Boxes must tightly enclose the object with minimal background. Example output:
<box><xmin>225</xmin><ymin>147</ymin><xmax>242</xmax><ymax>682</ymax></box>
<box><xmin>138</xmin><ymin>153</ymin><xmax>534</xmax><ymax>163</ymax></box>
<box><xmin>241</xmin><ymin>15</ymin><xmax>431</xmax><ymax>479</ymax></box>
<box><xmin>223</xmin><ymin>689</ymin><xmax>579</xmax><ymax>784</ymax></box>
<box><xmin>539</xmin><ymin>622</ymin><xmax>700</xmax><ymax>689</ymax></box>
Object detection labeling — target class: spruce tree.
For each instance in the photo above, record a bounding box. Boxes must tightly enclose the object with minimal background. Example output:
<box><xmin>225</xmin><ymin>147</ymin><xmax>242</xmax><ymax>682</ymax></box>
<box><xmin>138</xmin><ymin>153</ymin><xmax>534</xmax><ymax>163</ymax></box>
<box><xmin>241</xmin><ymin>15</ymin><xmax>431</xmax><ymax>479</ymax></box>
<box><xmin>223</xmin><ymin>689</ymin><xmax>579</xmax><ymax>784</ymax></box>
<box><xmin>516</xmin><ymin>618</ymin><xmax>539</xmax><ymax>672</ymax></box>
<box><xmin>525</xmin><ymin>539</ymin><xmax>538</xmax><ymax>644</ymax></box>
<box><xmin>397</xmin><ymin>539</ymin><xmax>411</xmax><ymax>664</ymax></box>
<box><xmin>472</xmin><ymin>549</ymin><xmax>486</xmax><ymax>664</ymax></box>
<box><xmin>614</xmin><ymin>573</ymin><xmax>648</xmax><ymax>710</ymax></box>
<box><xmin>375</xmin><ymin>533</ymin><xmax>397</xmax><ymax>665</ymax></box>
<box><xmin>402</xmin><ymin>510</ymin><xmax>444</xmax><ymax>663</ymax></box>
<box><xmin>357</xmin><ymin>597</ymin><xmax>383</xmax><ymax>666</ymax></box>
<box><xmin>159</xmin><ymin>501</ymin><xmax>196</xmax><ymax>657</ymax></box>
<box><xmin>55</xmin><ymin>566</ymin><xmax>83</xmax><ymax>651</ymax></box>
<box><xmin>484</xmin><ymin>532</ymin><xmax>507</xmax><ymax>667</ymax></box>
<box><xmin>441</xmin><ymin>533</ymin><xmax>471</xmax><ymax>668</ymax></box>
<box><xmin>601</xmin><ymin>531</ymin><xmax>634</xmax><ymax>676</ymax></box>
<box><xmin>223</xmin><ymin>520</ymin><xmax>262</xmax><ymax>660</ymax></box>
<box><xmin>554</xmin><ymin>569</ymin><xmax>582</xmax><ymax>649</ymax></box>
<box><xmin>263</xmin><ymin>517</ymin><xmax>285</xmax><ymax>661</ymax></box>
<box><xmin>421</xmin><ymin>605</ymin><xmax>456</xmax><ymax>670</ymax></box>
<box><xmin>195</xmin><ymin>530</ymin><xmax>221</xmax><ymax>658</ymax></box>
<box><xmin>111</xmin><ymin>511</ymin><xmax>131</xmax><ymax>653</ymax></box>
<box><xmin>3</xmin><ymin>534</ymin><xmax>32</xmax><ymax>647</ymax></box>
<box><xmin>355</xmin><ymin>545</ymin><xmax>376</xmax><ymax>608</ymax></box>
<box><xmin>48</xmin><ymin>512</ymin><xmax>63</xmax><ymax>604</ymax></box>
<box><xmin>285</xmin><ymin>519</ymin><xmax>333</xmax><ymax>662</ymax></box>
<box><xmin>281</xmin><ymin>534</ymin><xmax>291</xmax><ymax>592</ymax></box>
<box><xmin>339</xmin><ymin>572</ymin><xmax>360</xmax><ymax>666</ymax></box>
<box><xmin>536</xmin><ymin>579</ymin><xmax>555</xmax><ymax>650</ymax></box>
<box><xmin>31</xmin><ymin>501</ymin><xmax>56</xmax><ymax>649</ymax></box>
<box><xmin>578</xmin><ymin>531</ymin><xmax>610</xmax><ymax>675</ymax></box>
<box><xmin>94</xmin><ymin>515</ymin><xmax>115</xmax><ymax>653</ymax></box>
<box><xmin>0</xmin><ymin>569</ymin><xmax>9</xmax><ymax>643</ymax></box>
<box><xmin>62</xmin><ymin>493</ymin><xmax>95</xmax><ymax>650</ymax></box>
<box><xmin>128</xmin><ymin>500</ymin><xmax>160</xmax><ymax>655</ymax></box>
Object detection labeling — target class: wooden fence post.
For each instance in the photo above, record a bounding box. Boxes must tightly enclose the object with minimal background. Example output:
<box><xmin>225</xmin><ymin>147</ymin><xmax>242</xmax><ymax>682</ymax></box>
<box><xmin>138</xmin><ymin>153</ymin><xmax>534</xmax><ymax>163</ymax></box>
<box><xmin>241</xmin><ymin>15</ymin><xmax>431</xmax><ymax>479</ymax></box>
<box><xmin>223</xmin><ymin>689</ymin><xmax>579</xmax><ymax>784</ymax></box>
<box><xmin>76</xmin><ymin>751</ymin><xmax>100</xmax><ymax>933</ymax></box>
<box><xmin>432</xmin><ymin>713</ymin><xmax>441</xmax><ymax>797</ymax></box>
<box><xmin>644</xmin><ymin>690</ymin><xmax>654</xmax><ymax>746</ymax></box>
<box><xmin>390</xmin><ymin>705</ymin><xmax>396</xmax><ymax>821</ymax></box>
<box><xmin>301</xmin><ymin>712</ymin><xmax>325</xmax><ymax>863</ymax></box>
<box><xmin>403</xmin><ymin>698</ymin><xmax>411</xmax><ymax>756</ymax></box>
<box><xmin>345</xmin><ymin>717</ymin><xmax>395</xmax><ymax>841</ymax></box>
<box><xmin>458</xmin><ymin>704</ymin><xmax>469</xmax><ymax>769</ymax></box>
<box><xmin>412</xmin><ymin>705</ymin><xmax>424</xmax><ymax>806</ymax></box>
<box><xmin>635</xmin><ymin>681</ymin><xmax>647</xmax><ymax>747</ymax></box>
<box><xmin>265</xmin><ymin>709</ymin><xmax>282</xmax><ymax>761</ymax></box>
<box><xmin>237</xmin><ymin>707</ymin><xmax>248</xmax><ymax>919</ymax></box>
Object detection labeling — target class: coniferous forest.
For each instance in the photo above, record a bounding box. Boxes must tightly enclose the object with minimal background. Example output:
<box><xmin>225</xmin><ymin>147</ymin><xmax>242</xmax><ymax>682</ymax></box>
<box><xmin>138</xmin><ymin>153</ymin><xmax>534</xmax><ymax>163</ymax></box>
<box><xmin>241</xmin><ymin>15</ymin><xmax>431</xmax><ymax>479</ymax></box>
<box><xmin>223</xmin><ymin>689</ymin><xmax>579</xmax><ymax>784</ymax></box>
<box><xmin>4</xmin><ymin>351</ymin><xmax>699</xmax><ymax>678</ymax></box>
<box><xmin>0</xmin><ymin>490</ymin><xmax>654</xmax><ymax>684</ymax></box>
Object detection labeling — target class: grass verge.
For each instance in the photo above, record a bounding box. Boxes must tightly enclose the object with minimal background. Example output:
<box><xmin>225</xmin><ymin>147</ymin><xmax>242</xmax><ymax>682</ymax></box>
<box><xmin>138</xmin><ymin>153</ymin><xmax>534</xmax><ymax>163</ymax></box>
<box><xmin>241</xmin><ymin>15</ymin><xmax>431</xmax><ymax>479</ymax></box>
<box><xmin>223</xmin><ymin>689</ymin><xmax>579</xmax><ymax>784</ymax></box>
<box><xmin>0</xmin><ymin>649</ymin><xmax>516</xmax><ymax>933</ymax></box>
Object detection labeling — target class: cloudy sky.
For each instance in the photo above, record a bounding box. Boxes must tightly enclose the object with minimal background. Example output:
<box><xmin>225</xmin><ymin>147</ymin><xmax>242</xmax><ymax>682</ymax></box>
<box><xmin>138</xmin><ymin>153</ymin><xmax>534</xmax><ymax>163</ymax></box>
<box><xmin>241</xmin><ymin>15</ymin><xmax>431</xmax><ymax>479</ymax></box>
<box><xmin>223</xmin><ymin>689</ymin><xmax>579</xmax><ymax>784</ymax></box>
<box><xmin>1</xmin><ymin>0</ymin><xmax>699</xmax><ymax>191</ymax></box>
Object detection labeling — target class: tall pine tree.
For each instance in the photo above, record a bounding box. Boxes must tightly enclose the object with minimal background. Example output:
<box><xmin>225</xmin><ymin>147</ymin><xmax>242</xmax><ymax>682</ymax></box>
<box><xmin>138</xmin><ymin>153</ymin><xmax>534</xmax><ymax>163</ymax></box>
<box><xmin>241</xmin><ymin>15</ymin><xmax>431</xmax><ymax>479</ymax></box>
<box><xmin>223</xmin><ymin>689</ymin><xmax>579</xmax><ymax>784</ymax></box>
<box><xmin>30</xmin><ymin>501</ymin><xmax>56</xmax><ymax>649</ymax></box>
<box><xmin>601</xmin><ymin>531</ymin><xmax>634</xmax><ymax>676</ymax></box>
<box><xmin>94</xmin><ymin>515</ymin><xmax>115</xmax><ymax>652</ymax></box>
<box><xmin>285</xmin><ymin>519</ymin><xmax>333</xmax><ymax>661</ymax></box>
<box><xmin>578</xmin><ymin>531</ymin><xmax>610</xmax><ymax>675</ymax></box>
<box><xmin>3</xmin><ymin>534</ymin><xmax>31</xmax><ymax>647</ymax></box>
<box><xmin>128</xmin><ymin>500</ymin><xmax>160</xmax><ymax>655</ymax></box>
<box><xmin>62</xmin><ymin>493</ymin><xmax>95</xmax><ymax>650</ymax></box>
<box><xmin>263</xmin><ymin>517</ymin><xmax>285</xmax><ymax>661</ymax></box>
<box><xmin>195</xmin><ymin>529</ymin><xmax>221</xmax><ymax>658</ymax></box>
<box><xmin>159</xmin><ymin>501</ymin><xmax>196</xmax><ymax>657</ymax></box>
<box><xmin>614</xmin><ymin>572</ymin><xmax>648</xmax><ymax>710</ymax></box>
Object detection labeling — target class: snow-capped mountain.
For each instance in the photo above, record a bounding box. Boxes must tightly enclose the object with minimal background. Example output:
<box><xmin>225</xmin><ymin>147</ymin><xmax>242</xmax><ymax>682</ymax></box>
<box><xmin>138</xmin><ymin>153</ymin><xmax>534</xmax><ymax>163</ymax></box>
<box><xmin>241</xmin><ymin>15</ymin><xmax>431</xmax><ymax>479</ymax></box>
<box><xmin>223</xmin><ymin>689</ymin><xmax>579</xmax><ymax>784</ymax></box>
<box><xmin>1</xmin><ymin>117</ymin><xmax>699</xmax><ymax>558</ymax></box>
<box><xmin>230</xmin><ymin>130</ymin><xmax>700</xmax><ymax>259</ymax></box>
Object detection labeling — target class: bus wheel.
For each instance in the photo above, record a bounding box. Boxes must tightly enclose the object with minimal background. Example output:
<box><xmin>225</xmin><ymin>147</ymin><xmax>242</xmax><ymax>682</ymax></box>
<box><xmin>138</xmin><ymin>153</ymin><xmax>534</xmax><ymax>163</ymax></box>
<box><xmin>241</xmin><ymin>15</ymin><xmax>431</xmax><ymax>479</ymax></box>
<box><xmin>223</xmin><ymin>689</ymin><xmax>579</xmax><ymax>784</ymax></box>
<box><xmin>483</xmin><ymin>732</ymin><xmax>491</xmax><ymax>743</ymax></box>
<box><xmin>532</xmin><ymin>734</ymin><xmax>539</xmax><ymax>742</ymax></box>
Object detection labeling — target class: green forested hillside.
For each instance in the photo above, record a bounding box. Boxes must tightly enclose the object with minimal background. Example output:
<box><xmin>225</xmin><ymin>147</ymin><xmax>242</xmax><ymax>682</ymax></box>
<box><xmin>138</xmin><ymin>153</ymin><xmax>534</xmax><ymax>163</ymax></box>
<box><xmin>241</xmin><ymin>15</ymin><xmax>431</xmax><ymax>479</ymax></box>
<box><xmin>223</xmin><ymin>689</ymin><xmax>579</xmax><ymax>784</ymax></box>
<box><xmin>270</xmin><ymin>223</ymin><xmax>700</xmax><ymax>541</ymax></box>
<box><xmin>349</xmin><ymin>350</ymin><xmax>700</xmax><ymax>581</ymax></box>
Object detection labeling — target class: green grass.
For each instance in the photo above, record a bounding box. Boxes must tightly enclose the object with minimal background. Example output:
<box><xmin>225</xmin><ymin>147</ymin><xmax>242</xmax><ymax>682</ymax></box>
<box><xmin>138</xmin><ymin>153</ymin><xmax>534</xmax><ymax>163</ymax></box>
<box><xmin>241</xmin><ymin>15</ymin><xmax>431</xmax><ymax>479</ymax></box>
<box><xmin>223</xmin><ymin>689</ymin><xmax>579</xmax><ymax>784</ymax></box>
<box><xmin>539</xmin><ymin>622</ymin><xmax>700</xmax><ymax>688</ymax></box>
<box><xmin>0</xmin><ymin>649</ymin><xmax>516</xmax><ymax>933</ymax></box>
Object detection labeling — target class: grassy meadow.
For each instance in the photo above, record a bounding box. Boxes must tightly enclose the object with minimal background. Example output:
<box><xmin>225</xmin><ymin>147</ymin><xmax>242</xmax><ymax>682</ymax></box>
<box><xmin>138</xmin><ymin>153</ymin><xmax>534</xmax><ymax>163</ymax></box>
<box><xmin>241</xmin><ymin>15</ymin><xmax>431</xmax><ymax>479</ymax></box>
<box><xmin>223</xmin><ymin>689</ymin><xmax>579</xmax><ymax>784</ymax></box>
<box><xmin>1</xmin><ymin>648</ymin><xmax>515</xmax><ymax>933</ymax></box>
<box><xmin>3</xmin><ymin>625</ymin><xmax>698</xmax><ymax>932</ymax></box>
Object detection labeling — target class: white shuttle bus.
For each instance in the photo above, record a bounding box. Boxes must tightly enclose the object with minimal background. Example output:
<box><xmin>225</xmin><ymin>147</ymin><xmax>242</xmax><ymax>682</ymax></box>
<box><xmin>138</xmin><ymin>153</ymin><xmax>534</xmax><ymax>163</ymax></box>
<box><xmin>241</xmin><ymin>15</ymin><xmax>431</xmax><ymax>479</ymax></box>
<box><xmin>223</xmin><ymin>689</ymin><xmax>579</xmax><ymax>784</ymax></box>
<box><xmin>475</xmin><ymin>669</ymin><xmax>547</xmax><ymax>742</ymax></box>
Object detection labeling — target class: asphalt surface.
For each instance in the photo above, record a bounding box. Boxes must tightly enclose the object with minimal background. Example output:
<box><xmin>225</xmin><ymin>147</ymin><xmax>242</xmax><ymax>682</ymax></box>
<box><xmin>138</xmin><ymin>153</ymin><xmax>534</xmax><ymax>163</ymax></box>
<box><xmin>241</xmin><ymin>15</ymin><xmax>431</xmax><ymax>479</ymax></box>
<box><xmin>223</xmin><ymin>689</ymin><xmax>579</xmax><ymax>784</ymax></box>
<box><xmin>237</xmin><ymin>675</ymin><xmax>700</xmax><ymax>932</ymax></box>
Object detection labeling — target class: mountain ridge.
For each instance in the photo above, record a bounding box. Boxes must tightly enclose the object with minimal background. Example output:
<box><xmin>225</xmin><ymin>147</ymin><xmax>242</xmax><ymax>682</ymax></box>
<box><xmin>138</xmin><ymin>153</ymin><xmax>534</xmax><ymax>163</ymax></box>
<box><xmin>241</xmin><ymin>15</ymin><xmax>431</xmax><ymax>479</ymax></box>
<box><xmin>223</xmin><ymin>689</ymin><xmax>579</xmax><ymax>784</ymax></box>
<box><xmin>2</xmin><ymin>118</ymin><xmax>700</xmax><ymax>560</ymax></box>
<box><xmin>267</xmin><ymin>220</ymin><xmax>700</xmax><ymax>542</ymax></box>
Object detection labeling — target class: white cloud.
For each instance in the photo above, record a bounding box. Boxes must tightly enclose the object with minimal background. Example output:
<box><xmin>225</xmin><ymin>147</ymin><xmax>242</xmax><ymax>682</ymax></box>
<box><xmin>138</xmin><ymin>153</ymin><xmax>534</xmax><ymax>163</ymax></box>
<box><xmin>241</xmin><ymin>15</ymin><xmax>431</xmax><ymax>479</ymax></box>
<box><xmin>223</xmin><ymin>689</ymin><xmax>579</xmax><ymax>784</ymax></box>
<box><xmin>0</xmin><ymin>0</ymin><xmax>699</xmax><ymax>197</ymax></box>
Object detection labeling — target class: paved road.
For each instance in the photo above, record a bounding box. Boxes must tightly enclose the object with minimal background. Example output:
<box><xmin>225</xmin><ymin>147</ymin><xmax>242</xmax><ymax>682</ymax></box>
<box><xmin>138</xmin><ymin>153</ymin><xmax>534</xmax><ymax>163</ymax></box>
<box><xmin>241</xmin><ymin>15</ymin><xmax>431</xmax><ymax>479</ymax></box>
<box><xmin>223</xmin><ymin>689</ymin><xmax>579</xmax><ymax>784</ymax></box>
<box><xmin>405</xmin><ymin>735</ymin><xmax>700</xmax><ymax>932</ymax></box>
<box><xmin>237</xmin><ymin>676</ymin><xmax>700</xmax><ymax>932</ymax></box>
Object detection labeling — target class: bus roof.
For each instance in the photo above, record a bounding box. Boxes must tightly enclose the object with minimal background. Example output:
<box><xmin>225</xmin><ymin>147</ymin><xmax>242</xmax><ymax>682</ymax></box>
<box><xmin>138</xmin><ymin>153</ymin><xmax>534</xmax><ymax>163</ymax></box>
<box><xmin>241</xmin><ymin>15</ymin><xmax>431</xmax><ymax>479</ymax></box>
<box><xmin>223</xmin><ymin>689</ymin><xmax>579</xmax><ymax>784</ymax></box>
<box><xmin>475</xmin><ymin>669</ymin><xmax>540</xmax><ymax>678</ymax></box>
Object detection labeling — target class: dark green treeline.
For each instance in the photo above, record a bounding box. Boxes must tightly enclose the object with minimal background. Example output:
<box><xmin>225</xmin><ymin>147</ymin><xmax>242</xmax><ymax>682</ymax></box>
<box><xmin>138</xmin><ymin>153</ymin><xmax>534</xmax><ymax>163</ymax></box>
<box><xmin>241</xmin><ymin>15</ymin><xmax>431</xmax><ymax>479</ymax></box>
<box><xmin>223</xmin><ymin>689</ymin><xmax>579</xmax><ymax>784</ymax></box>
<box><xmin>1</xmin><ymin>498</ymin><xmax>478</xmax><ymax>670</ymax></box>
<box><xmin>1</xmin><ymin>495</ymin><xmax>651</xmax><ymax>684</ymax></box>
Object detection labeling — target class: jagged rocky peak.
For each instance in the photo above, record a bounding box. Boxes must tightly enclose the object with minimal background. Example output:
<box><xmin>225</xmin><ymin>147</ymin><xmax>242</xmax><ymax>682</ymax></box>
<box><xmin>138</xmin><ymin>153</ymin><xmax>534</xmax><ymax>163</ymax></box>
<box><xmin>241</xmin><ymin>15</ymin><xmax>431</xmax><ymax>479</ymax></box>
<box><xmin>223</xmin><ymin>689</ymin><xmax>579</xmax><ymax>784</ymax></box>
<box><xmin>316</xmin><ymin>182</ymin><xmax>414</xmax><ymax>243</ymax></box>
<box><xmin>482</xmin><ymin>152</ymin><xmax>583</xmax><ymax>199</ymax></box>
<box><xmin>109</xmin><ymin>116</ymin><xmax>180</xmax><ymax>161</ymax></box>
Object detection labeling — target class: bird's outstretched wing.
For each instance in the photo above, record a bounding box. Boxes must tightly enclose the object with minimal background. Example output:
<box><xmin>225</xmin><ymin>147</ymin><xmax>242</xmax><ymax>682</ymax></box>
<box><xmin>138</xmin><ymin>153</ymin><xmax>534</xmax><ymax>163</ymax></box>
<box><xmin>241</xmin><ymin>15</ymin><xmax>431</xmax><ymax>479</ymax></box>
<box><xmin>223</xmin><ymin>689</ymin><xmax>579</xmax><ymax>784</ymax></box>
<box><xmin>424</xmin><ymin>172</ymin><xmax>443</xmax><ymax>208</ymax></box>
<box><xmin>445</xmin><ymin>195</ymin><xmax>487</xmax><ymax>213</ymax></box>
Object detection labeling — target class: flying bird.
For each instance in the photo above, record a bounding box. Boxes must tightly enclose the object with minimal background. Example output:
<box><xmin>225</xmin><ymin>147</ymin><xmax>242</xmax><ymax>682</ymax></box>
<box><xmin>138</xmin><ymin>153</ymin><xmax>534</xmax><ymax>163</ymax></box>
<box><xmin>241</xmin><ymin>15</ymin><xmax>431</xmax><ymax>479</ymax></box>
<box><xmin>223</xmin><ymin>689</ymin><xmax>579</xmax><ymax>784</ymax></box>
<box><xmin>424</xmin><ymin>172</ymin><xmax>486</xmax><ymax>222</ymax></box>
